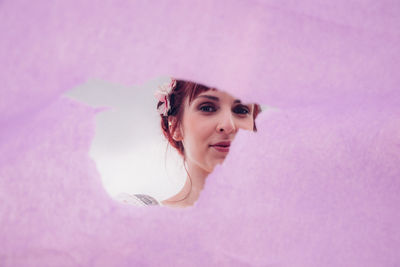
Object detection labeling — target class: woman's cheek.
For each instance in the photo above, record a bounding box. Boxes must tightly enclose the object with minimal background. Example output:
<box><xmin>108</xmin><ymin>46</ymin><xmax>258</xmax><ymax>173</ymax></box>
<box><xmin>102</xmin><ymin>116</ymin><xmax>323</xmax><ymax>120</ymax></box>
<box><xmin>194</xmin><ymin>116</ymin><xmax>213</xmax><ymax>130</ymax></box>
<box><xmin>238</xmin><ymin>117</ymin><xmax>254</xmax><ymax>131</ymax></box>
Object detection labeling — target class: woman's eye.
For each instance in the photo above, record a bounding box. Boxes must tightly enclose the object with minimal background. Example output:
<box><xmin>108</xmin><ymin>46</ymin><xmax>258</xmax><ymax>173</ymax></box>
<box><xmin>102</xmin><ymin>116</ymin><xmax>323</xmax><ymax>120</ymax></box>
<box><xmin>200</xmin><ymin>106</ymin><xmax>216</xmax><ymax>112</ymax></box>
<box><xmin>233</xmin><ymin>105</ymin><xmax>250</xmax><ymax>115</ymax></box>
<box><xmin>199</xmin><ymin>104</ymin><xmax>217</xmax><ymax>112</ymax></box>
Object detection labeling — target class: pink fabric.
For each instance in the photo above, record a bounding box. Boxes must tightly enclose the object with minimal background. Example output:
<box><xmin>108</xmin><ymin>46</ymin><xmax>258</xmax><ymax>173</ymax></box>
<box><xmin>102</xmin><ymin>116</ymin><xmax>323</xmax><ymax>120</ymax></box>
<box><xmin>1</xmin><ymin>0</ymin><xmax>399</xmax><ymax>266</ymax></box>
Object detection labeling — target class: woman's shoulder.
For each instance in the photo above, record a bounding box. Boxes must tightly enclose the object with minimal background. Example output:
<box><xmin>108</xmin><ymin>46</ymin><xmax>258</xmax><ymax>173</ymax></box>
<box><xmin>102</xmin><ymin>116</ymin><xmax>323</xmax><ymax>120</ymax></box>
<box><xmin>116</xmin><ymin>193</ymin><xmax>160</xmax><ymax>206</ymax></box>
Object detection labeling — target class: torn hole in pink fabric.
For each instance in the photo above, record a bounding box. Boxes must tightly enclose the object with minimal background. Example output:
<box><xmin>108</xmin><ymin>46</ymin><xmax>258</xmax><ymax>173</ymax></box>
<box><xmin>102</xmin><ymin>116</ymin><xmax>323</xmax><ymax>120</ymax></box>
<box><xmin>1</xmin><ymin>0</ymin><xmax>400</xmax><ymax>266</ymax></box>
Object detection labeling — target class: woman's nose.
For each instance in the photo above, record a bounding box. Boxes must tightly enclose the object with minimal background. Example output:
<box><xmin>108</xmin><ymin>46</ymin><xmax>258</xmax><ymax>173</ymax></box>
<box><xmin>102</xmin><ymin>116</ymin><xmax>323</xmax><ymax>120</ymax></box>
<box><xmin>216</xmin><ymin>110</ymin><xmax>237</xmax><ymax>134</ymax></box>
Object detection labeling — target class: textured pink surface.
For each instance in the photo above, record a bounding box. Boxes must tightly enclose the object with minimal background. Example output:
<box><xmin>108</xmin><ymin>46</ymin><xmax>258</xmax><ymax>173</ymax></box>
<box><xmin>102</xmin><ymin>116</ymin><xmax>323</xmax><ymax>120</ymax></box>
<box><xmin>1</xmin><ymin>0</ymin><xmax>399</xmax><ymax>266</ymax></box>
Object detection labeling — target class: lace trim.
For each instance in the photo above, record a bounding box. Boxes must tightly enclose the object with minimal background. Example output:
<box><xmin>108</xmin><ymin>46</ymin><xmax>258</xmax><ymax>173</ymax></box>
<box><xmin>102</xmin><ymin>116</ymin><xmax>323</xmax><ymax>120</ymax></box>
<box><xmin>116</xmin><ymin>193</ymin><xmax>159</xmax><ymax>206</ymax></box>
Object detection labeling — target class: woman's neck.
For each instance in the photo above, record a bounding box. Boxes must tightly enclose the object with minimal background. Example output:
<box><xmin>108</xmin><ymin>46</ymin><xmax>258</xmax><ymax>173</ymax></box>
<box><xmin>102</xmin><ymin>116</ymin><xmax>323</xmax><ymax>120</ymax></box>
<box><xmin>161</xmin><ymin>161</ymin><xmax>209</xmax><ymax>207</ymax></box>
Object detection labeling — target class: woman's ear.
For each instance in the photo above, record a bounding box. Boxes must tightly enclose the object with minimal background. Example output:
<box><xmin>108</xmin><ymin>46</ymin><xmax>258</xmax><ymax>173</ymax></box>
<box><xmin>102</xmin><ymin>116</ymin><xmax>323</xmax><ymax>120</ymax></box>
<box><xmin>168</xmin><ymin>116</ymin><xmax>183</xmax><ymax>141</ymax></box>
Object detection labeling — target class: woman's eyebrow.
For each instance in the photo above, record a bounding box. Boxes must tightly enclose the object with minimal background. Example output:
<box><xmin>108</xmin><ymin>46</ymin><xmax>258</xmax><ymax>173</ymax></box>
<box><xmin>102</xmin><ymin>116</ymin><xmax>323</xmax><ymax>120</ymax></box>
<box><xmin>197</xmin><ymin>95</ymin><xmax>244</xmax><ymax>104</ymax></box>
<box><xmin>197</xmin><ymin>95</ymin><xmax>219</xmax><ymax>101</ymax></box>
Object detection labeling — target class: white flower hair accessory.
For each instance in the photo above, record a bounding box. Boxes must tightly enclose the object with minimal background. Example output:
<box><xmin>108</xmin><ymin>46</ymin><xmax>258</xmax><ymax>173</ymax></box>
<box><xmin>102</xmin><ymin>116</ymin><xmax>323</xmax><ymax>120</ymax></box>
<box><xmin>155</xmin><ymin>78</ymin><xmax>176</xmax><ymax>116</ymax></box>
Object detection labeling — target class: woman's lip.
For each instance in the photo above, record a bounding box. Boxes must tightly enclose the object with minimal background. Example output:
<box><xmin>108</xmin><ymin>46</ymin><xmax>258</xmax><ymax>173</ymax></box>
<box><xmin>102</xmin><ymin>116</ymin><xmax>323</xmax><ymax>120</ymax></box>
<box><xmin>211</xmin><ymin>146</ymin><xmax>230</xmax><ymax>153</ymax></box>
<box><xmin>212</xmin><ymin>141</ymin><xmax>231</xmax><ymax>146</ymax></box>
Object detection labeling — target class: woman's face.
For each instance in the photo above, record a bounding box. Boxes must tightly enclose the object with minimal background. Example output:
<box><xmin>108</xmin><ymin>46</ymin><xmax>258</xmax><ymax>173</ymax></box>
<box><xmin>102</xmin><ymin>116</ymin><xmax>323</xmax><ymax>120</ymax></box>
<box><xmin>176</xmin><ymin>89</ymin><xmax>255</xmax><ymax>173</ymax></box>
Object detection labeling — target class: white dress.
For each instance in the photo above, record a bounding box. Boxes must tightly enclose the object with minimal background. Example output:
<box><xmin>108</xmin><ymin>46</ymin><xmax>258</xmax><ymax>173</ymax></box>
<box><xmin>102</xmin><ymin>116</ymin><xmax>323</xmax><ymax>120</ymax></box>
<box><xmin>116</xmin><ymin>193</ymin><xmax>160</xmax><ymax>206</ymax></box>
